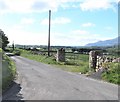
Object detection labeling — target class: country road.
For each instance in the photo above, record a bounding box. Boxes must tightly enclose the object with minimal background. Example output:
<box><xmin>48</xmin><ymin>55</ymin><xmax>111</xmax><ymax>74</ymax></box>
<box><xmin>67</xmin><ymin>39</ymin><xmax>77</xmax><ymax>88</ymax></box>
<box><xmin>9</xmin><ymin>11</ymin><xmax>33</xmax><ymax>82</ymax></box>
<box><xmin>3</xmin><ymin>56</ymin><xmax>118</xmax><ymax>100</ymax></box>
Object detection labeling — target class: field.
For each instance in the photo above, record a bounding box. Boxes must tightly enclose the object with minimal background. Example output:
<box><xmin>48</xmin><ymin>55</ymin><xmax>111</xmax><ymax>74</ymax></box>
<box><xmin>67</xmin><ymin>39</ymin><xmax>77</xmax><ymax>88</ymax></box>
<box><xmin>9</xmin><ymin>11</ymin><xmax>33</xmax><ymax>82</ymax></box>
<box><xmin>20</xmin><ymin>49</ymin><xmax>89</xmax><ymax>74</ymax></box>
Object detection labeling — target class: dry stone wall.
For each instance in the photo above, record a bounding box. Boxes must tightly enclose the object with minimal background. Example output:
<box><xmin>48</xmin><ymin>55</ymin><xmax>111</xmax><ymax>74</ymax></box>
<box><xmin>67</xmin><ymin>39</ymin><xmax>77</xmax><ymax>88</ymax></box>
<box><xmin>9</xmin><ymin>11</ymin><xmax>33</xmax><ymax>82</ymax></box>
<box><xmin>89</xmin><ymin>51</ymin><xmax>97</xmax><ymax>71</ymax></box>
<box><xmin>89</xmin><ymin>51</ymin><xmax>120</xmax><ymax>72</ymax></box>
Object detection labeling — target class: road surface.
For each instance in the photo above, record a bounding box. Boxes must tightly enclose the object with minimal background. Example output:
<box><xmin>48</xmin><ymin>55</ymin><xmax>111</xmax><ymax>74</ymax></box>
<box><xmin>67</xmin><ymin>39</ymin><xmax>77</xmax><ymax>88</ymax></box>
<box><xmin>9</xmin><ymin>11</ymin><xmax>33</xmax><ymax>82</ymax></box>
<box><xmin>3</xmin><ymin>56</ymin><xmax>118</xmax><ymax>100</ymax></box>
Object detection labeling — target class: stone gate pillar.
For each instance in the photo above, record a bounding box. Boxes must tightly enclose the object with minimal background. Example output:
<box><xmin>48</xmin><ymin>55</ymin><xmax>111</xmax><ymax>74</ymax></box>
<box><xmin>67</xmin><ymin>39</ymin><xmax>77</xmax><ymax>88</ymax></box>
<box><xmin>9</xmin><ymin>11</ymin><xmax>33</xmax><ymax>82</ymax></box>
<box><xmin>89</xmin><ymin>51</ymin><xmax>97</xmax><ymax>71</ymax></box>
<box><xmin>56</xmin><ymin>48</ymin><xmax>65</xmax><ymax>62</ymax></box>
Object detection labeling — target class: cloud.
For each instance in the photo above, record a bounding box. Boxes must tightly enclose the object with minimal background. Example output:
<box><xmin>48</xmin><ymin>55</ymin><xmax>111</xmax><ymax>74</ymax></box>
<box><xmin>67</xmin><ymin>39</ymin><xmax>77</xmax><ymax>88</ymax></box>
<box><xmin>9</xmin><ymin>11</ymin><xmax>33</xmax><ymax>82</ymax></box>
<box><xmin>6</xmin><ymin>25</ymin><xmax>48</xmax><ymax>45</ymax></box>
<box><xmin>51</xmin><ymin>30</ymin><xmax>101</xmax><ymax>46</ymax></box>
<box><xmin>1</xmin><ymin>0</ymin><xmax>34</xmax><ymax>13</ymax></box>
<box><xmin>20</xmin><ymin>18</ymin><xmax>35</xmax><ymax>25</ymax></box>
<box><xmin>41</xmin><ymin>17</ymin><xmax>71</xmax><ymax>25</ymax></box>
<box><xmin>105</xmin><ymin>26</ymin><xmax>113</xmax><ymax>30</ymax></box>
<box><xmin>72</xmin><ymin>30</ymin><xmax>89</xmax><ymax>36</ymax></box>
<box><xmin>80</xmin><ymin>0</ymin><xmax>117</xmax><ymax>11</ymax></box>
<box><xmin>82</xmin><ymin>23</ymin><xmax>95</xmax><ymax>27</ymax></box>
<box><xmin>71</xmin><ymin>30</ymin><xmax>99</xmax><ymax>41</ymax></box>
<box><xmin>0</xmin><ymin>0</ymin><xmax>117</xmax><ymax>14</ymax></box>
<box><xmin>0</xmin><ymin>0</ymin><xmax>81</xmax><ymax>14</ymax></box>
<box><xmin>5</xmin><ymin>25</ymin><xmax>114</xmax><ymax>46</ymax></box>
<box><xmin>51</xmin><ymin>30</ymin><xmax>100</xmax><ymax>46</ymax></box>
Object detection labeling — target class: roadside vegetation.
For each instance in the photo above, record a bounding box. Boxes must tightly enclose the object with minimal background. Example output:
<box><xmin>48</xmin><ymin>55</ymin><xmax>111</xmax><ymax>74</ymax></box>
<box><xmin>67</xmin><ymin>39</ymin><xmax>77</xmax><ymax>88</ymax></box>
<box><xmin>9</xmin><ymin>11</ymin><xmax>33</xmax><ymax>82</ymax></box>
<box><xmin>20</xmin><ymin>49</ymin><xmax>89</xmax><ymax>74</ymax></box>
<box><xmin>0</xmin><ymin>48</ymin><xmax>2</xmax><ymax>93</ymax></box>
<box><xmin>0</xmin><ymin>29</ymin><xmax>16</xmax><ymax>92</ymax></box>
<box><xmin>2</xmin><ymin>49</ymin><xmax>16</xmax><ymax>92</ymax></box>
<box><xmin>102</xmin><ymin>62</ymin><xmax>120</xmax><ymax>85</ymax></box>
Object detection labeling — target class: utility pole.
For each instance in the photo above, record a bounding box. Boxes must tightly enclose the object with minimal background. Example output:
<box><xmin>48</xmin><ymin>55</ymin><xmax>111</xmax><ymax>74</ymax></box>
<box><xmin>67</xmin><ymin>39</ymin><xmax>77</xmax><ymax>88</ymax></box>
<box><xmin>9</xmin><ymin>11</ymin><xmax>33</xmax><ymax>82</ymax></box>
<box><xmin>12</xmin><ymin>41</ymin><xmax>15</xmax><ymax>51</ymax></box>
<box><xmin>48</xmin><ymin>10</ymin><xmax>51</xmax><ymax>56</ymax></box>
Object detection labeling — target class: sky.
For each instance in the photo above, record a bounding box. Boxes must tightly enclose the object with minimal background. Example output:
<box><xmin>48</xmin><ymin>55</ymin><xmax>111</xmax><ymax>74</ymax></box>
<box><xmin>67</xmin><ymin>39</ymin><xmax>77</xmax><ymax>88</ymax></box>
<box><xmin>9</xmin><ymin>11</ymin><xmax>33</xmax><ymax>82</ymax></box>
<box><xmin>0</xmin><ymin>0</ymin><xmax>118</xmax><ymax>46</ymax></box>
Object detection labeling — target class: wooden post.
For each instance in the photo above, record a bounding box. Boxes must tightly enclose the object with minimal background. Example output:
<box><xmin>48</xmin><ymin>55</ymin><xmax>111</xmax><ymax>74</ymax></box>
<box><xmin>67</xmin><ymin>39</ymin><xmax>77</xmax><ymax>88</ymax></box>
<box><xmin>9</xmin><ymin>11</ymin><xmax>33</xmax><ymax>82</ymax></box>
<box><xmin>12</xmin><ymin>41</ymin><xmax>15</xmax><ymax>51</ymax></box>
<box><xmin>48</xmin><ymin>10</ymin><xmax>51</xmax><ymax>56</ymax></box>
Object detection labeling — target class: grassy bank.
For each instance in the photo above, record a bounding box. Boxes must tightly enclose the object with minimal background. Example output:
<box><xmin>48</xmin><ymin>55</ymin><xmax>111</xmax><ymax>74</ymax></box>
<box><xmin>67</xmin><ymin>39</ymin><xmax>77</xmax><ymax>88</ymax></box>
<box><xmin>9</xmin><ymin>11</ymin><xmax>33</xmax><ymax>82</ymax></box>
<box><xmin>2</xmin><ymin>49</ymin><xmax>16</xmax><ymax>92</ymax></box>
<box><xmin>0</xmin><ymin>48</ymin><xmax>2</xmax><ymax>93</ymax></box>
<box><xmin>102</xmin><ymin>62</ymin><xmax>120</xmax><ymax>85</ymax></box>
<box><xmin>20</xmin><ymin>49</ymin><xmax>89</xmax><ymax>74</ymax></box>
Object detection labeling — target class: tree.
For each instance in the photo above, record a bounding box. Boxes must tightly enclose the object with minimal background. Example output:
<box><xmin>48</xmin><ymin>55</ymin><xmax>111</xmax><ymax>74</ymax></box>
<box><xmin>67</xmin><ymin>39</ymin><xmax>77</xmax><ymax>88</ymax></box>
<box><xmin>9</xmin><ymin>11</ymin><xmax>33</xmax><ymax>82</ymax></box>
<box><xmin>0</xmin><ymin>29</ymin><xmax>9</xmax><ymax>50</ymax></box>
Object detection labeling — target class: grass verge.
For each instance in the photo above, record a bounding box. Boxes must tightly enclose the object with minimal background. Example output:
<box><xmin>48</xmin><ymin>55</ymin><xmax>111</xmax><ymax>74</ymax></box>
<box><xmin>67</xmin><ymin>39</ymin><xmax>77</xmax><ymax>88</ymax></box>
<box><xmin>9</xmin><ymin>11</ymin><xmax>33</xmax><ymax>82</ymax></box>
<box><xmin>2</xmin><ymin>51</ymin><xmax>16</xmax><ymax>92</ymax></box>
<box><xmin>102</xmin><ymin>62</ymin><xmax>120</xmax><ymax>85</ymax></box>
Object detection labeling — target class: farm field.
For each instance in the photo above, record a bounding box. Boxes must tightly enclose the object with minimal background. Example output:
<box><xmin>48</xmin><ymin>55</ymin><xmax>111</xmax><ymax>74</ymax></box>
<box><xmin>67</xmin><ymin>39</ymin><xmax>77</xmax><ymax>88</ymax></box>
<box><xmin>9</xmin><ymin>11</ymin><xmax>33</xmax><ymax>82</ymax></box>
<box><xmin>20</xmin><ymin>49</ymin><xmax>89</xmax><ymax>74</ymax></box>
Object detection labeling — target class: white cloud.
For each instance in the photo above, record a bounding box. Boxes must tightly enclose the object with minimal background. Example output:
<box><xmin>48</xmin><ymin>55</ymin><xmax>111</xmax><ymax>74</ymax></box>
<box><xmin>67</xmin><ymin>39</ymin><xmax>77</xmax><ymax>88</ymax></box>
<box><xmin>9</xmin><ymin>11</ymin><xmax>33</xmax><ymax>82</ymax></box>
<box><xmin>0</xmin><ymin>0</ymin><xmax>81</xmax><ymax>14</ymax></box>
<box><xmin>20</xmin><ymin>18</ymin><xmax>35</xmax><ymax>25</ymax></box>
<box><xmin>6</xmin><ymin>25</ymin><xmax>48</xmax><ymax>45</ymax></box>
<box><xmin>5</xmin><ymin>25</ymin><xmax>114</xmax><ymax>46</ymax></box>
<box><xmin>72</xmin><ymin>30</ymin><xmax>89</xmax><ymax>35</ymax></box>
<box><xmin>1</xmin><ymin>0</ymin><xmax>34</xmax><ymax>13</ymax></box>
<box><xmin>51</xmin><ymin>30</ymin><xmax>101</xmax><ymax>46</ymax></box>
<box><xmin>105</xmin><ymin>26</ymin><xmax>113</xmax><ymax>30</ymax></box>
<box><xmin>0</xmin><ymin>0</ymin><xmax>117</xmax><ymax>14</ymax></box>
<box><xmin>41</xmin><ymin>17</ymin><xmax>71</xmax><ymax>25</ymax></box>
<box><xmin>82</xmin><ymin>23</ymin><xmax>95</xmax><ymax>27</ymax></box>
<box><xmin>71</xmin><ymin>30</ymin><xmax>99</xmax><ymax>41</ymax></box>
<box><xmin>80</xmin><ymin>0</ymin><xmax>116</xmax><ymax>11</ymax></box>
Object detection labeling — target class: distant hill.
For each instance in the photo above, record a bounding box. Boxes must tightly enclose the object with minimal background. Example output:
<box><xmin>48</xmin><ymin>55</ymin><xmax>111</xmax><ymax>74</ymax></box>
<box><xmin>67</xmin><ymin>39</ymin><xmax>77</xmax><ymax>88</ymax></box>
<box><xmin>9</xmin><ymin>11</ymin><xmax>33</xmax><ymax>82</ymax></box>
<box><xmin>86</xmin><ymin>36</ymin><xmax>120</xmax><ymax>47</ymax></box>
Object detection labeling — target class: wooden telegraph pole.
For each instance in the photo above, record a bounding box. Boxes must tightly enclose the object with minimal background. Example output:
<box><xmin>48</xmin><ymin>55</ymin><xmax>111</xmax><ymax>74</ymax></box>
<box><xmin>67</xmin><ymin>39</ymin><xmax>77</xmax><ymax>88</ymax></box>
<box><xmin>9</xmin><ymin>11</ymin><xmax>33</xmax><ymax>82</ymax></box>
<box><xmin>12</xmin><ymin>41</ymin><xmax>15</xmax><ymax>51</ymax></box>
<box><xmin>48</xmin><ymin>10</ymin><xmax>51</xmax><ymax>56</ymax></box>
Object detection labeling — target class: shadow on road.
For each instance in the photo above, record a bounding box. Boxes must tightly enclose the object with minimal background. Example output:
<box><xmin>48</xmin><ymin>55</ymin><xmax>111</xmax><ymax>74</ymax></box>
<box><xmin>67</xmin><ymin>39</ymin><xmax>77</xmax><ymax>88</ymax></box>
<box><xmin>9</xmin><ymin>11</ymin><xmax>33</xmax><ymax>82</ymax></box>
<box><xmin>2</xmin><ymin>81</ymin><xmax>24</xmax><ymax>101</ymax></box>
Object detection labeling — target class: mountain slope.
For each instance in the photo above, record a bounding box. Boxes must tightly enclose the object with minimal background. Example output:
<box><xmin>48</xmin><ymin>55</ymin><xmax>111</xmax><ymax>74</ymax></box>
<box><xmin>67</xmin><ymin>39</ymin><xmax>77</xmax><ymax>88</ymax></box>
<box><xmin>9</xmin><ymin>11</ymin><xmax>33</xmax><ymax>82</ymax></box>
<box><xmin>86</xmin><ymin>36</ymin><xmax>120</xmax><ymax>46</ymax></box>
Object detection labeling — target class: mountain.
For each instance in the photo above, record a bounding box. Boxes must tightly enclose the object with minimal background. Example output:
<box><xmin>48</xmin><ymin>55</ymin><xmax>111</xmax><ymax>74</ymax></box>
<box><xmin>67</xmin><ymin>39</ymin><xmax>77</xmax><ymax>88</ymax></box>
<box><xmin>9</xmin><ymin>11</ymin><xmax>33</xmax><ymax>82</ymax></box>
<box><xmin>86</xmin><ymin>36</ymin><xmax>120</xmax><ymax>47</ymax></box>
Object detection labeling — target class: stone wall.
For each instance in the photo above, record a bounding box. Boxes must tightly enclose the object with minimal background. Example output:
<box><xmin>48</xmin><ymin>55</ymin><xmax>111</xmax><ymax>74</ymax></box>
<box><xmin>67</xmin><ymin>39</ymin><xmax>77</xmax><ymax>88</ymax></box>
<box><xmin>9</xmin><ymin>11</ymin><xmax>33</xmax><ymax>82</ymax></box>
<box><xmin>56</xmin><ymin>48</ymin><xmax>65</xmax><ymax>62</ymax></box>
<box><xmin>96</xmin><ymin>56</ymin><xmax>120</xmax><ymax>71</ymax></box>
<box><xmin>89</xmin><ymin>51</ymin><xmax>120</xmax><ymax>72</ymax></box>
<box><xmin>89</xmin><ymin>51</ymin><xmax>97</xmax><ymax>71</ymax></box>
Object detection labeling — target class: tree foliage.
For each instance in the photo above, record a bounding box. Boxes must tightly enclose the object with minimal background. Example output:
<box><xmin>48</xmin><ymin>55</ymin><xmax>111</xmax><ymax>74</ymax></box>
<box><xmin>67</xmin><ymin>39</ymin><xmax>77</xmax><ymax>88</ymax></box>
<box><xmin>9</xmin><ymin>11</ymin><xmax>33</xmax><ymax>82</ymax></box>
<box><xmin>0</xmin><ymin>29</ymin><xmax>9</xmax><ymax>50</ymax></box>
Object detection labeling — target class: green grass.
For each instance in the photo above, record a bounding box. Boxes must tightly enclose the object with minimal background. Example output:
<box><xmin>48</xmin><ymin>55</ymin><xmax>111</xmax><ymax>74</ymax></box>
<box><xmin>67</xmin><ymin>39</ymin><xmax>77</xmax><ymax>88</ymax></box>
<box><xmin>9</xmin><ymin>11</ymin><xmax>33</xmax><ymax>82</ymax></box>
<box><xmin>53</xmin><ymin>63</ymin><xmax>89</xmax><ymax>74</ymax></box>
<box><xmin>20</xmin><ymin>49</ymin><xmax>89</xmax><ymax>73</ymax></box>
<box><xmin>2</xmin><ymin>52</ymin><xmax>16</xmax><ymax>91</ymax></box>
<box><xmin>0</xmin><ymin>48</ymin><xmax>2</xmax><ymax>52</ymax></box>
<box><xmin>102</xmin><ymin>63</ymin><xmax>120</xmax><ymax>85</ymax></box>
<box><xmin>21</xmin><ymin>50</ymin><xmax>58</xmax><ymax>64</ymax></box>
<box><xmin>0</xmin><ymin>48</ymin><xmax>2</xmax><ymax>93</ymax></box>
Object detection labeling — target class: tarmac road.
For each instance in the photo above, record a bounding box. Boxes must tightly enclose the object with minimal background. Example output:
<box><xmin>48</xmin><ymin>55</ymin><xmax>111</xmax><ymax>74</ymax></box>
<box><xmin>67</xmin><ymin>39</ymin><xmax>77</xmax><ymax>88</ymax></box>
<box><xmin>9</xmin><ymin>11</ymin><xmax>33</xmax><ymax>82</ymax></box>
<box><xmin>2</xmin><ymin>56</ymin><xmax>118</xmax><ymax>100</ymax></box>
